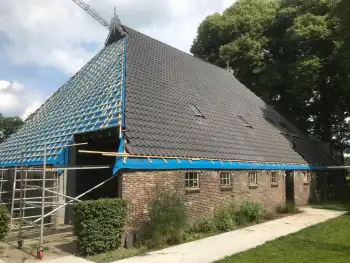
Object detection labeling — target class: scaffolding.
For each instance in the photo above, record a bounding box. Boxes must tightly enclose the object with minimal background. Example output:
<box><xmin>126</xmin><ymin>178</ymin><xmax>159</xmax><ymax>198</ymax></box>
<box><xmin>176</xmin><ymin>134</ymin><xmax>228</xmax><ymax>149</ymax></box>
<box><xmin>0</xmin><ymin>142</ymin><xmax>115</xmax><ymax>260</ymax></box>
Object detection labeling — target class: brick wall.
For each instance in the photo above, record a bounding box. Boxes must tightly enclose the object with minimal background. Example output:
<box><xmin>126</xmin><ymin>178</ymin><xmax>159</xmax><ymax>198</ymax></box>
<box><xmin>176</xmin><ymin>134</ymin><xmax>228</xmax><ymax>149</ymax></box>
<box><xmin>120</xmin><ymin>169</ymin><xmax>304</xmax><ymax>231</ymax></box>
<box><xmin>120</xmin><ymin>169</ymin><xmax>341</xmax><ymax>231</ymax></box>
<box><xmin>293</xmin><ymin>171</ymin><xmax>311</xmax><ymax>206</ymax></box>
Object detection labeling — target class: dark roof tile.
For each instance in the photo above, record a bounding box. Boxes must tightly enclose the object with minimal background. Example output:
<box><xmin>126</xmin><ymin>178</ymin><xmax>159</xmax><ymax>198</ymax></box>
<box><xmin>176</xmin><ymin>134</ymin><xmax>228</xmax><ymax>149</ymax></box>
<box><xmin>124</xmin><ymin>27</ymin><xmax>336</xmax><ymax>165</ymax></box>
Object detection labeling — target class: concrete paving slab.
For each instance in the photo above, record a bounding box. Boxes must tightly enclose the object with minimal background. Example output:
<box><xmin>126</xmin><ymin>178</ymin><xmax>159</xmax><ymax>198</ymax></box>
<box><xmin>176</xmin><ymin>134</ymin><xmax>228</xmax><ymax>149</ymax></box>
<box><xmin>113</xmin><ymin>208</ymin><xmax>346</xmax><ymax>263</ymax></box>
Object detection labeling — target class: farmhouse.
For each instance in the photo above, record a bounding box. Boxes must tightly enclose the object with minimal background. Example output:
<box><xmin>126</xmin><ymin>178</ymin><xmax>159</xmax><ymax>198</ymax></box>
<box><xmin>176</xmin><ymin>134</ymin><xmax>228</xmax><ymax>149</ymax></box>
<box><xmin>0</xmin><ymin>25</ymin><xmax>344</xmax><ymax>230</ymax></box>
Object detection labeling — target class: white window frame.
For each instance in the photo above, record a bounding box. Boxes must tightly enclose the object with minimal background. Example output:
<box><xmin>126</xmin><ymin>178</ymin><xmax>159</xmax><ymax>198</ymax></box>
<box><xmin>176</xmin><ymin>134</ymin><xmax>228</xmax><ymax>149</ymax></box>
<box><xmin>248</xmin><ymin>172</ymin><xmax>258</xmax><ymax>185</ymax></box>
<box><xmin>220</xmin><ymin>172</ymin><xmax>232</xmax><ymax>186</ymax></box>
<box><xmin>270</xmin><ymin>171</ymin><xmax>278</xmax><ymax>184</ymax></box>
<box><xmin>302</xmin><ymin>171</ymin><xmax>310</xmax><ymax>184</ymax></box>
<box><xmin>185</xmin><ymin>172</ymin><xmax>199</xmax><ymax>189</ymax></box>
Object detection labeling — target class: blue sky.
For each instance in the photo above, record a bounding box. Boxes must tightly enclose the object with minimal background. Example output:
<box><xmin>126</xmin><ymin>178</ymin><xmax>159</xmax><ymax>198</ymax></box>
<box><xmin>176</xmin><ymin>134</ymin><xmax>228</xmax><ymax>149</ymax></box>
<box><xmin>0</xmin><ymin>0</ymin><xmax>234</xmax><ymax>119</ymax></box>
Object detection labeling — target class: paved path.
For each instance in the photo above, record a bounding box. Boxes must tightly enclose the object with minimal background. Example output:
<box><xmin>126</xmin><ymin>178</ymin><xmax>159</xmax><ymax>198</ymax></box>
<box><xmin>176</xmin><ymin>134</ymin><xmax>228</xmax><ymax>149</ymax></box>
<box><xmin>113</xmin><ymin>208</ymin><xmax>346</xmax><ymax>263</ymax></box>
<box><xmin>40</xmin><ymin>256</ymin><xmax>95</xmax><ymax>263</ymax></box>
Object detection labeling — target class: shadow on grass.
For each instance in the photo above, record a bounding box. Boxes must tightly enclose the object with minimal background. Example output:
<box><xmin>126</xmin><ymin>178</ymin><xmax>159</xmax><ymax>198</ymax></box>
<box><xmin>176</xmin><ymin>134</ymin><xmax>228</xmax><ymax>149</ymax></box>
<box><xmin>310</xmin><ymin>200</ymin><xmax>350</xmax><ymax>211</ymax></box>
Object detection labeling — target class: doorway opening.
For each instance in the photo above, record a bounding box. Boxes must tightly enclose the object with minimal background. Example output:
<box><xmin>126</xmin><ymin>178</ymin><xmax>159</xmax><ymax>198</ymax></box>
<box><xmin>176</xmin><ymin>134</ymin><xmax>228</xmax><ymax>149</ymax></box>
<box><xmin>285</xmin><ymin>171</ymin><xmax>295</xmax><ymax>203</ymax></box>
<box><xmin>68</xmin><ymin>127</ymin><xmax>120</xmax><ymax>200</ymax></box>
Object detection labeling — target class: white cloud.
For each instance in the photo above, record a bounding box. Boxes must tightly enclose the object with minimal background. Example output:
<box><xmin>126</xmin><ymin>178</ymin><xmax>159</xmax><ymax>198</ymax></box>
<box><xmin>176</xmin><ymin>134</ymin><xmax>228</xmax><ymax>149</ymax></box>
<box><xmin>0</xmin><ymin>0</ymin><xmax>236</xmax><ymax>117</ymax></box>
<box><xmin>0</xmin><ymin>0</ymin><xmax>235</xmax><ymax>74</ymax></box>
<box><xmin>0</xmin><ymin>80</ymin><xmax>45</xmax><ymax>119</ymax></box>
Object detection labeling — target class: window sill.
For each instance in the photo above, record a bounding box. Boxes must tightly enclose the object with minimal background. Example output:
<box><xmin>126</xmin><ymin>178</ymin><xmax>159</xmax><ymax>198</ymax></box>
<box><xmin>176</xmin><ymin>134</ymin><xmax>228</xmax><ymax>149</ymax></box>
<box><xmin>220</xmin><ymin>185</ymin><xmax>233</xmax><ymax>191</ymax></box>
<box><xmin>185</xmin><ymin>187</ymin><xmax>200</xmax><ymax>193</ymax></box>
<box><xmin>303</xmin><ymin>182</ymin><xmax>310</xmax><ymax>185</ymax></box>
<box><xmin>249</xmin><ymin>184</ymin><xmax>259</xmax><ymax>189</ymax></box>
<box><xmin>271</xmin><ymin>182</ymin><xmax>278</xmax><ymax>187</ymax></box>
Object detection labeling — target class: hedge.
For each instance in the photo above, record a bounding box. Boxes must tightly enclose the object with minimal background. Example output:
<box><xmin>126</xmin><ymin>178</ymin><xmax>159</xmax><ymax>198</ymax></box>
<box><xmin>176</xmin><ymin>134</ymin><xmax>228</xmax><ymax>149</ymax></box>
<box><xmin>0</xmin><ymin>205</ymin><xmax>9</xmax><ymax>241</ymax></box>
<box><xmin>72</xmin><ymin>198</ymin><xmax>127</xmax><ymax>255</ymax></box>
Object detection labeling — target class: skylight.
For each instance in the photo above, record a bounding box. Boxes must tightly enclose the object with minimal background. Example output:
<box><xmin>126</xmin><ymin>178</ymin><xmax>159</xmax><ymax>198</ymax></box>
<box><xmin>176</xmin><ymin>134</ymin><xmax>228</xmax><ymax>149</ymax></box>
<box><xmin>189</xmin><ymin>104</ymin><xmax>204</xmax><ymax>117</ymax></box>
<box><xmin>265</xmin><ymin>118</ymin><xmax>301</xmax><ymax>138</ymax></box>
<box><xmin>237</xmin><ymin>115</ymin><xmax>253</xmax><ymax>128</ymax></box>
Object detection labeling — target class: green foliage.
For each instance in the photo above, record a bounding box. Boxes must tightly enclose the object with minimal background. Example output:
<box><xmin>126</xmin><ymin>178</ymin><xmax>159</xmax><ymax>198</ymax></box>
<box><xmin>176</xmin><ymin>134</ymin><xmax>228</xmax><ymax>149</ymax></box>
<box><xmin>214</xmin><ymin>205</ymin><xmax>237</xmax><ymax>231</ymax></box>
<box><xmin>239</xmin><ymin>201</ymin><xmax>265</xmax><ymax>223</ymax></box>
<box><xmin>193</xmin><ymin>217</ymin><xmax>217</xmax><ymax>233</ymax></box>
<box><xmin>72</xmin><ymin>198</ymin><xmax>127</xmax><ymax>255</ymax></box>
<box><xmin>234</xmin><ymin>210</ymin><xmax>250</xmax><ymax>225</ymax></box>
<box><xmin>0</xmin><ymin>205</ymin><xmax>9</xmax><ymax>241</ymax></box>
<box><xmin>278</xmin><ymin>202</ymin><xmax>298</xmax><ymax>214</ymax></box>
<box><xmin>192</xmin><ymin>0</ymin><xmax>350</xmax><ymax>143</ymax></box>
<box><xmin>0</xmin><ymin>114</ymin><xmax>24</xmax><ymax>143</ymax></box>
<box><xmin>146</xmin><ymin>190</ymin><xmax>187</xmax><ymax>247</ymax></box>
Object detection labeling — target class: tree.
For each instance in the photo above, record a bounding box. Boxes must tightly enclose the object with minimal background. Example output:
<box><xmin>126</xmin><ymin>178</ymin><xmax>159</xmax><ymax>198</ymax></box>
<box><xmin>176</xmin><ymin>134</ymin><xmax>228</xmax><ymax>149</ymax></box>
<box><xmin>0</xmin><ymin>114</ymin><xmax>24</xmax><ymax>144</ymax></box>
<box><xmin>191</xmin><ymin>0</ymin><xmax>350</xmax><ymax>144</ymax></box>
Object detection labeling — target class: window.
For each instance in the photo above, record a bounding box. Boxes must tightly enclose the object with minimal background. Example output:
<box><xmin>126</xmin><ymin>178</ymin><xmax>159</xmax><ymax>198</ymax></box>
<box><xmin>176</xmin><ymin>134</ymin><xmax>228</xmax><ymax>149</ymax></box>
<box><xmin>265</xmin><ymin>118</ymin><xmax>301</xmax><ymax>138</ymax></box>
<box><xmin>248</xmin><ymin>172</ymin><xmax>258</xmax><ymax>185</ymax></box>
<box><xmin>185</xmin><ymin>172</ymin><xmax>199</xmax><ymax>188</ymax></box>
<box><xmin>220</xmin><ymin>172</ymin><xmax>231</xmax><ymax>186</ymax></box>
<box><xmin>189</xmin><ymin>104</ymin><xmax>204</xmax><ymax>117</ymax></box>
<box><xmin>270</xmin><ymin>172</ymin><xmax>278</xmax><ymax>184</ymax></box>
<box><xmin>302</xmin><ymin>171</ymin><xmax>310</xmax><ymax>184</ymax></box>
<box><xmin>237</xmin><ymin>115</ymin><xmax>253</xmax><ymax>128</ymax></box>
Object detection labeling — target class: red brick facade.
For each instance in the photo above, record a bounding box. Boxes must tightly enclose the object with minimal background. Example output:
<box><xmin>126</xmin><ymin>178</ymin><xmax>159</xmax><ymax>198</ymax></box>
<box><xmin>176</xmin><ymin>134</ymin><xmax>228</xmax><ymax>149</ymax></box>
<box><xmin>120</xmin><ymin>169</ymin><xmax>317</xmax><ymax>231</ymax></box>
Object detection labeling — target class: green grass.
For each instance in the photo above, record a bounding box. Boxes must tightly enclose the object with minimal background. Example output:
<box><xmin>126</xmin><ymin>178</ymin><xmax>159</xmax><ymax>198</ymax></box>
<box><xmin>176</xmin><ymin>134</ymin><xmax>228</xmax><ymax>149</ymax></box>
<box><xmin>86</xmin><ymin>247</ymin><xmax>146</xmax><ymax>263</ymax></box>
<box><xmin>215</xmin><ymin>214</ymin><xmax>350</xmax><ymax>263</ymax></box>
<box><xmin>310</xmin><ymin>200</ymin><xmax>350</xmax><ymax>211</ymax></box>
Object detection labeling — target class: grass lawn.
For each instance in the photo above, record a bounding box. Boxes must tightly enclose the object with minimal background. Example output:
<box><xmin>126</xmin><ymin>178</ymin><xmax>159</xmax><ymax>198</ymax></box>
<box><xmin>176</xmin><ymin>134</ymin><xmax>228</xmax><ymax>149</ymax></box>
<box><xmin>310</xmin><ymin>200</ymin><xmax>350</xmax><ymax>211</ymax></box>
<box><xmin>216</xmin><ymin>213</ymin><xmax>350</xmax><ymax>263</ymax></box>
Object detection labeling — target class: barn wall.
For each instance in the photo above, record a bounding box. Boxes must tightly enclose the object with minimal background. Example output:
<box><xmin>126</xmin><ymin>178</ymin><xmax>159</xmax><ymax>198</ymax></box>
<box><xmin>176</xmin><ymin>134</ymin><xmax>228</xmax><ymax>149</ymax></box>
<box><xmin>120</xmin><ymin>169</ymin><xmax>316</xmax><ymax>231</ymax></box>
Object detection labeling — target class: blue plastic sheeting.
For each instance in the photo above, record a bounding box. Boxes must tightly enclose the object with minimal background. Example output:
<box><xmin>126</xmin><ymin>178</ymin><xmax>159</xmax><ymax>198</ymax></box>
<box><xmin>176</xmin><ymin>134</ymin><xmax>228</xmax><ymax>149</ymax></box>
<box><xmin>0</xmin><ymin>38</ymin><xmax>127</xmax><ymax>167</ymax></box>
<box><xmin>113</xmin><ymin>157</ymin><xmax>328</xmax><ymax>174</ymax></box>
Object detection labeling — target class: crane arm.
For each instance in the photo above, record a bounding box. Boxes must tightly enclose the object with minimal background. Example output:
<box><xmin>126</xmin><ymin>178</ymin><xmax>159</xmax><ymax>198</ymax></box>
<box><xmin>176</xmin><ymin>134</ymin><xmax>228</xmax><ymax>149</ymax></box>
<box><xmin>71</xmin><ymin>0</ymin><xmax>110</xmax><ymax>29</ymax></box>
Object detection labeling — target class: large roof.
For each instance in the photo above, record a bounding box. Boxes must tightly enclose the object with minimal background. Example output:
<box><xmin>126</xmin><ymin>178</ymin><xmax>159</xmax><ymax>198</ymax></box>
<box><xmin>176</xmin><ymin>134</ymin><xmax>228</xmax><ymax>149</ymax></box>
<box><xmin>123</xmin><ymin>28</ymin><xmax>336</xmax><ymax>165</ymax></box>
<box><xmin>0</xmin><ymin>26</ymin><xmax>337</xmax><ymax>168</ymax></box>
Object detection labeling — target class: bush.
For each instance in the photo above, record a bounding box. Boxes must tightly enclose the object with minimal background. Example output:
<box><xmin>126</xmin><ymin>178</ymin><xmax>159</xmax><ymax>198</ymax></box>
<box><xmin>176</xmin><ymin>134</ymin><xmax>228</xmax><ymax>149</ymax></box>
<box><xmin>278</xmin><ymin>201</ymin><xmax>298</xmax><ymax>214</ymax></box>
<box><xmin>0</xmin><ymin>205</ymin><xmax>9</xmax><ymax>241</ymax></box>
<box><xmin>147</xmin><ymin>190</ymin><xmax>187</xmax><ymax>247</ymax></box>
<box><xmin>214</xmin><ymin>206</ymin><xmax>236</xmax><ymax>231</ymax></box>
<box><xmin>239</xmin><ymin>201</ymin><xmax>264</xmax><ymax>223</ymax></box>
<box><xmin>234</xmin><ymin>210</ymin><xmax>250</xmax><ymax>225</ymax></box>
<box><xmin>193</xmin><ymin>217</ymin><xmax>217</xmax><ymax>233</ymax></box>
<box><xmin>72</xmin><ymin>198</ymin><xmax>127</xmax><ymax>255</ymax></box>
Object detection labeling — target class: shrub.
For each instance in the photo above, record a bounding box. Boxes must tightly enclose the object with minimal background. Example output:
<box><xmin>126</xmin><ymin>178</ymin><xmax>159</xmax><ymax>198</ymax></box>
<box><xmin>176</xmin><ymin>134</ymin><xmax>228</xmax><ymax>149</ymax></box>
<box><xmin>278</xmin><ymin>201</ymin><xmax>298</xmax><ymax>214</ymax></box>
<box><xmin>193</xmin><ymin>217</ymin><xmax>217</xmax><ymax>233</ymax></box>
<box><xmin>147</xmin><ymin>190</ymin><xmax>187</xmax><ymax>247</ymax></box>
<box><xmin>0</xmin><ymin>205</ymin><xmax>9</xmax><ymax>241</ymax></box>
<box><xmin>234</xmin><ymin>210</ymin><xmax>250</xmax><ymax>225</ymax></box>
<box><xmin>72</xmin><ymin>198</ymin><xmax>127</xmax><ymax>255</ymax></box>
<box><xmin>239</xmin><ymin>201</ymin><xmax>264</xmax><ymax>223</ymax></box>
<box><xmin>214</xmin><ymin>206</ymin><xmax>236</xmax><ymax>231</ymax></box>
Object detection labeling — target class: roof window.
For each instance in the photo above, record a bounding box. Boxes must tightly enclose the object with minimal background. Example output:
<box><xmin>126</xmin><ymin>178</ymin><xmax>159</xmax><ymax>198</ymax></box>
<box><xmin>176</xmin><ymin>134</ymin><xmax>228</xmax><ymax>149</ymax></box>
<box><xmin>189</xmin><ymin>104</ymin><xmax>204</xmax><ymax>117</ymax></box>
<box><xmin>237</xmin><ymin>115</ymin><xmax>253</xmax><ymax>128</ymax></box>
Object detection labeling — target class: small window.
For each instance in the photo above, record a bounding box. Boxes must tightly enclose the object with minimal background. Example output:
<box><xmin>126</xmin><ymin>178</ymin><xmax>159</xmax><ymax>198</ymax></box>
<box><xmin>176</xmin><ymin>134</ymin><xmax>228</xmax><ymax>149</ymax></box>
<box><xmin>185</xmin><ymin>172</ymin><xmax>199</xmax><ymax>188</ymax></box>
<box><xmin>248</xmin><ymin>172</ymin><xmax>258</xmax><ymax>185</ymax></box>
<box><xmin>189</xmin><ymin>104</ymin><xmax>204</xmax><ymax>117</ymax></box>
<box><xmin>270</xmin><ymin>172</ymin><xmax>278</xmax><ymax>184</ymax></box>
<box><xmin>237</xmin><ymin>115</ymin><xmax>253</xmax><ymax>128</ymax></box>
<box><xmin>220</xmin><ymin>172</ymin><xmax>231</xmax><ymax>186</ymax></box>
<box><xmin>302</xmin><ymin>171</ymin><xmax>310</xmax><ymax>183</ymax></box>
